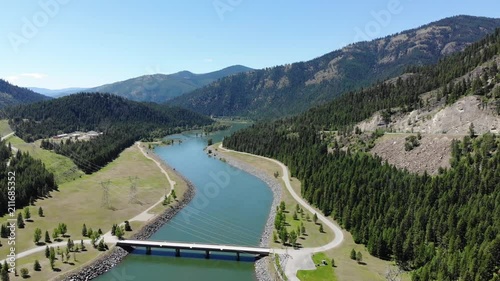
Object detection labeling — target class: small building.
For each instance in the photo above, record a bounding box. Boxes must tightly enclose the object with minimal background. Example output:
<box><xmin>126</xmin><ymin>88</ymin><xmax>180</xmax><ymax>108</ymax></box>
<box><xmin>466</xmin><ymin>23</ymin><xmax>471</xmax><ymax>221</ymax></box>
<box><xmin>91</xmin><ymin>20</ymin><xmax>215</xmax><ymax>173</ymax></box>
<box><xmin>87</xmin><ymin>131</ymin><xmax>100</xmax><ymax>138</ymax></box>
<box><xmin>53</xmin><ymin>133</ymin><xmax>68</xmax><ymax>139</ymax></box>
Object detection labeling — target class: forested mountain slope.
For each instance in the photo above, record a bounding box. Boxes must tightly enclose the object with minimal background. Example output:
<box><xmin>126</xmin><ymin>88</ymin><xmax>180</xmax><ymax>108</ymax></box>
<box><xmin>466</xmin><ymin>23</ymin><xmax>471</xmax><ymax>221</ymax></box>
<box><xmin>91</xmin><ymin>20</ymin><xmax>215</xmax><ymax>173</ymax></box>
<box><xmin>223</xmin><ymin>29</ymin><xmax>500</xmax><ymax>280</ymax></box>
<box><xmin>87</xmin><ymin>65</ymin><xmax>253</xmax><ymax>103</ymax></box>
<box><xmin>172</xmin><ymin>15</ymin><xmax>500</xmax><ymax>119</ymax></box>
<box><xmin>0</xmin><ymin>79</ymin><xmax>50</xmax><ymax>109</ymax></box>
<box><xmin>6</xmin><ymin>93</ymin><xmax>213</xmax><ymax>173</ymax></box>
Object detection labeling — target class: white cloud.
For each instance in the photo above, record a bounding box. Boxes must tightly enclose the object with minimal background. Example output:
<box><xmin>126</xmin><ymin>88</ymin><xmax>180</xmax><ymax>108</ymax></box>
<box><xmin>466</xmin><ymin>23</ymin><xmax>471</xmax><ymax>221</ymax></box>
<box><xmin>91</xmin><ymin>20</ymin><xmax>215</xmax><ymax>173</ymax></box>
<box><xmin>21</xmin><ymin>73</ymin><xmax>47</xmax><ymax>79</ymax></box>
<box><xmin>203</xmin><ymin>58</ymin><xmax>214</xmax><ymax>63</ymax></box>
<box><xmin>5</xmin><ymin>73</ymin><xmax>47</xmax><ymax>84</ymax></box>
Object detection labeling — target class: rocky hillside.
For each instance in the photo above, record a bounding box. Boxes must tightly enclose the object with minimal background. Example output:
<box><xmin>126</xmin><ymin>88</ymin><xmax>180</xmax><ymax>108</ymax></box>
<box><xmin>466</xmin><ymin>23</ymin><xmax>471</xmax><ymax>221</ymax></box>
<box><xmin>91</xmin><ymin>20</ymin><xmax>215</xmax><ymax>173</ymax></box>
<box><xmin>88</xmin><ymin>65</ymin><xmax>253</xmax><ymax>103</ymax></box>
<box><xmin>171</xmin><ymin>15</ymin><xmax>500</xmax><ymax>118</ymax></box>
<box><xmin>358</xmin><ymin>51</ymin><xmax>499</xmax><ymax>175</ymax></box>
<box><xmin>0</xmin><ymin>79</ymin><xmax>50</xmax><ymax>109</ymax></box>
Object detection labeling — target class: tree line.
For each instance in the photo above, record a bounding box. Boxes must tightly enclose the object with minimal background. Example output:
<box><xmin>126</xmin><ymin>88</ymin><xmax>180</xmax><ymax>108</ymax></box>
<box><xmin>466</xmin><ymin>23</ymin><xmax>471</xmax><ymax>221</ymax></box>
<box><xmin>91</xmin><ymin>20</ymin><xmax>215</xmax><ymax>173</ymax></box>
<box><xmin>6</xmin><ymin>93</ymin><xmax>213</xmax><ymax>174</ymax></box>
<box><xmin>0</xmin><ymin>141</ymin><xmax>57</xmax><ymax>217</ymax></box>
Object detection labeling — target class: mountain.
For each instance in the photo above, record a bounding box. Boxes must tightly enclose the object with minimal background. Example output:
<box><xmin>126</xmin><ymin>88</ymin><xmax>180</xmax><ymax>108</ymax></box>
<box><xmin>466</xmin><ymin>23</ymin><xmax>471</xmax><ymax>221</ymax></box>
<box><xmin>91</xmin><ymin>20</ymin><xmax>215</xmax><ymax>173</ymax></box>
<box><xmin>28</xmin><ymin>87</ymin><xmax>89</xmax><ymax>97</ymax></box>
<box><xmin>0</xmin><ymin>79</ymin><xmax>51</xmax><ymax>109</ymax></box>
<box><xmin>7</xmin><ymin>93</ymin><xmax>213</xmax><ymax>173</ymax></box>
<box><xmin>87</xmin><ymin>65</ymin><xmax>253</xmax><ymax>103</ymax></box>
<box><xmin>223</xmin><ymin>29</ymin><xmax>500</xmax><ymax>280</ymax></box>
<box><xmin>7</xmin><ymin>92</ymin><xmax>212</xmax><ymax>142</ymax></box>
<box><xmin>171</xmin><ymin>15</ymin><xmax>500</xmax><ymax>119</ymax></box>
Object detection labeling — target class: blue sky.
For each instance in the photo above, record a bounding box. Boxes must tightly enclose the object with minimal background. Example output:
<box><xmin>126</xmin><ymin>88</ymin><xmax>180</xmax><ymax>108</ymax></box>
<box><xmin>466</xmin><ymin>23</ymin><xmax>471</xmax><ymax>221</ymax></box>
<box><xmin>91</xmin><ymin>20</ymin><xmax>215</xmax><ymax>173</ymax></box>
<box><xmin>1</xmin><ymin>0</ymin><xmax>499</xmax><ymax>89</ymax></box>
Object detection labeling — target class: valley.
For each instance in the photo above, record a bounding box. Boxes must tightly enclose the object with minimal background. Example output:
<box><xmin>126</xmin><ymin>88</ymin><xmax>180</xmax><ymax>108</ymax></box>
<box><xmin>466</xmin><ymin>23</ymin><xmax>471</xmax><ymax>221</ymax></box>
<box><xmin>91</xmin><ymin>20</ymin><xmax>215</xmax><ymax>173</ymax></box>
<box><xmin>1</xmin><ymin>10</ymin><xmax>499</xmax><ymax>281</ymax></box>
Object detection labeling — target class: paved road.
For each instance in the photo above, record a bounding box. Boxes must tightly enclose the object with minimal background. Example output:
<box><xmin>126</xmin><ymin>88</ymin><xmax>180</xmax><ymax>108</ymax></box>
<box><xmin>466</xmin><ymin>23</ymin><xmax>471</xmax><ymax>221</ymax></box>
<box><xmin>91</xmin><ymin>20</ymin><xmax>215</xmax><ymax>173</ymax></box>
<box><xmin>219</xmin><ymin>144</ymin><xmax>344</xmax><ymax>281</ymax></box>
<box><xmin>1</xmin><ymin>142</ymin><xmax>176</xmax><ymax>263</ymax></box>
<box><xmin>1</xmin><ymin>132</ymin><xmax>14</xmax><ymax>141</ymax></box>
<box><xmin>0</xmin><ymin>239</ymin><xmax>93</xmax><ymax>264</ymax></box>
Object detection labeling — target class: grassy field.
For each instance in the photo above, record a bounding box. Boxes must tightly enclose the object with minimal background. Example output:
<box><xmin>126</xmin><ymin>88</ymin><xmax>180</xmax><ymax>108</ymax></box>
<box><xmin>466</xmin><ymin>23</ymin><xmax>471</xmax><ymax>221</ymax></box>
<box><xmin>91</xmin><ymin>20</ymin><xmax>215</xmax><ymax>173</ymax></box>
<box><xmin>213</xmin><ymin>144</ymin><xmax>333</xmax><ymax>249</ymax></box>
<box><xmin>8</xmin><ymin>246</ymin><xmax>104</xmax><ymax>281</ymax></box>
<box><xmin>297</xmin><ymin>252</ymin><xmax>337</xmax><ymax>281</ymax></box>
<box><xmin>0</xmin><ymin>140</ymin><xmax>182</xmax><ymax>280</ymax></box>
<box><xmin>215</xmin><ymin>143</ymin><xmax>411</xmax><ymax>281</ymax></box>
<box><xmin>8</xmin><ymin>136</ymin><xmax>84</xmax><ymax>184</ymax></box>
<box><xmin>0</xmin><ymin>120</ymin><xmax>13</xmax><ymax>137</ymax></box>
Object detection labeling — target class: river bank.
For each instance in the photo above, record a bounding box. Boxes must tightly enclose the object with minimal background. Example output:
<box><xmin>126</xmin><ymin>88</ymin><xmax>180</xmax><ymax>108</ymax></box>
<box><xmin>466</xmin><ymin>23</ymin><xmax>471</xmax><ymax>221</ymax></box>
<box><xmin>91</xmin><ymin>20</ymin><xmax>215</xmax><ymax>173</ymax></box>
<box><xmin>208</xmin><ymin>144</ymin><xmax>283</xmax><ymax>281</ymax></box>
<box><xmin>57</xmin><ymin>163</ymin><xmax>196</xmax><ymax>281</ymax></box>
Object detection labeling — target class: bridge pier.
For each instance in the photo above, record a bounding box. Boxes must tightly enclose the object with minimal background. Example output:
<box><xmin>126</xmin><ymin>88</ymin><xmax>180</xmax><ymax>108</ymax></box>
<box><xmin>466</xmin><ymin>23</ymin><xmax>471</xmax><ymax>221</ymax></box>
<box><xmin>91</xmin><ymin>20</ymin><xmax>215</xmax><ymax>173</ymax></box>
<box><xmin>175</xmin><ymin>248</ymin><xmax>180</xmax><ymax>257</ymax></box>
<box><xmin>146</xmin><ymin>246</ymin><xmax>151</xmax><ymax>255</ymax></box>
<box><xmin>205</xmin><ymin>250</ymin><xmax>210</xmax><ymax>259</ymax></box>
<box><xmin>236</xmin><ymin>252</ymin><xmax>240</xmax><ymax>261</ymax></box>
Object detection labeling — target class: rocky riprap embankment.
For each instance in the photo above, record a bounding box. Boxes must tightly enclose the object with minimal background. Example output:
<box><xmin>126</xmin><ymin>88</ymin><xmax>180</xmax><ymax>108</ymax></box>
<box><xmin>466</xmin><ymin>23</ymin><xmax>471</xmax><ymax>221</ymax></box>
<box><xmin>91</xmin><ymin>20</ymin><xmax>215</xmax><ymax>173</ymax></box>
<box><xmin>59</xmin><ymin>173</ymin><xmax>196</xmax><ymax>281</ymax></box>
<box><xmin>211</xmin><ymin>149</ymin><xmax>282</xmax><ymax>281</ymax></box>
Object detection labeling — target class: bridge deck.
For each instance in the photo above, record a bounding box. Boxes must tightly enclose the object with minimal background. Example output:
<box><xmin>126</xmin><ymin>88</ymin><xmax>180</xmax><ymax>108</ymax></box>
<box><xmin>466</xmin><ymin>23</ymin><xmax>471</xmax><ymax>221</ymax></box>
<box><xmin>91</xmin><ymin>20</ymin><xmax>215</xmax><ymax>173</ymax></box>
<box><xmin>117</xmin><ymin>240</ymin><xmax>271</xmax><ymax>256</ymax></box>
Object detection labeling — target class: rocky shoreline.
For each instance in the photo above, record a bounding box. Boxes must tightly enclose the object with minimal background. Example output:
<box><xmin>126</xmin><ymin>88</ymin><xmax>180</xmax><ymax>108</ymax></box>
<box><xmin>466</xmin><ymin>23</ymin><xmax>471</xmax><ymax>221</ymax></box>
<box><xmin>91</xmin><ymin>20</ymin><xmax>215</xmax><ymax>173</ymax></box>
<box><xmin>58</xmin><ymin>170</ymin><xmax>196</xmax><ymax>281</ymax></box>
<box><xmin>212</xmin><ymin>147</ymin><xmax>283</xmax><ymax>281</ymax></box>
<box><xmin>58</xmin><ymin>144</ymin><xmax>282</xmax><ymax>281</ymax></box>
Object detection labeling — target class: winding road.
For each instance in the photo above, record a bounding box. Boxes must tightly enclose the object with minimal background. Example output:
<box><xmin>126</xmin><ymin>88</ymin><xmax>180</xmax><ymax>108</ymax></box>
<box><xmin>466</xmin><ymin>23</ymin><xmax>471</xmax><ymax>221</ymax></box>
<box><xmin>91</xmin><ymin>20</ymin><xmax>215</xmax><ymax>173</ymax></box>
<box><xmin>218</xmin><ymin>144</ymin><xmax>344</xmax><ymax>281</ymax></box>
<box><xmin>1</xmin><ymin>132</ymin><xmax>14</xmax><ymax>141</ymax></box>
<box><xmin>0</xmin><ymin>142</ymin><xmax>176</xmax><ymax>264</ymax></box>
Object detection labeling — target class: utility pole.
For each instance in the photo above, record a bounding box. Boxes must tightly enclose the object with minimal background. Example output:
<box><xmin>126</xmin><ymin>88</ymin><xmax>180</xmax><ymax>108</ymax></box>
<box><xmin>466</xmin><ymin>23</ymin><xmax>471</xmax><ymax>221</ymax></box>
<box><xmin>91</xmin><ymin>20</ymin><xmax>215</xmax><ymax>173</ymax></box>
<box><xmin>101</xmin><ymin>180</ymin><xmax>111</xmax><ymax>209</ymax></box>
<box><xmin>129</xmin><ymin>176</ymin><xmax>138</xmax><ymax>203</ymax></box>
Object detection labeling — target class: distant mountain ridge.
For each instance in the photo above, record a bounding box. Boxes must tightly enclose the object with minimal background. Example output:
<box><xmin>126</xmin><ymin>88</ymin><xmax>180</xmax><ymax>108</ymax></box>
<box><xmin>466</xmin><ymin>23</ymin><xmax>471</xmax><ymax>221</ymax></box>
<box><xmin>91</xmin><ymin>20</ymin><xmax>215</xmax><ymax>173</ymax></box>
<box><xmin>28</xmin><ymin>87</ymin><xmax>89</xmax><ymax>97</ymax></box>
<box><xmin>0</xmin><ymin>79</ymin><xmax>51</xmax><ymax>109</ymax></box>
<box><xmin>170</xmin><ymin>15</ymin><xmax>500</xmax><ymax>118</ymax></box>
<box><xmin>86</xmin><ymin>65</ymin><xmax>253</xmax><ymax>103</ymax></box>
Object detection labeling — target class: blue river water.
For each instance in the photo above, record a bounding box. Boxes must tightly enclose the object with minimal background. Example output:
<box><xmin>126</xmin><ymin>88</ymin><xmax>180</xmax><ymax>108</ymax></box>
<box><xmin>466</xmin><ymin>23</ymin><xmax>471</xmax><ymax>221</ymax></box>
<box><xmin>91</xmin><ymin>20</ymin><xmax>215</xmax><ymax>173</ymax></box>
<box><xmin>95</xmin><ymin>123</ymin><xmax>273</xmax><ymax>281</ymax></box>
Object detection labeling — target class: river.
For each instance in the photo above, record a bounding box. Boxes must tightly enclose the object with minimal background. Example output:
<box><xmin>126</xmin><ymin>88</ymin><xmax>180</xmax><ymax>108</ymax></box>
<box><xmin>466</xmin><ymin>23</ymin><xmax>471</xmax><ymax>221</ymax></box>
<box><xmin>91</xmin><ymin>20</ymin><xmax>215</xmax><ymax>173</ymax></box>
<box><xmin>95</xmin><ymin>123</ymin><xmax>273</xmax><ymax>281</ymax></box>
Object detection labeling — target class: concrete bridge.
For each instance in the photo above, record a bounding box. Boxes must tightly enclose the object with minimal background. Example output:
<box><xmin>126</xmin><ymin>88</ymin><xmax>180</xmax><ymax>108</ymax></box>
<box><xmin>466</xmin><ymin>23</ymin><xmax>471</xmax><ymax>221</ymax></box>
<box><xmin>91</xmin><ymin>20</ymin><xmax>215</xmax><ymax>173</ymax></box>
<box><xmin>117</xmin><ymin>240</ymin><xmax>271</xmax><ymax>260</ymax></box>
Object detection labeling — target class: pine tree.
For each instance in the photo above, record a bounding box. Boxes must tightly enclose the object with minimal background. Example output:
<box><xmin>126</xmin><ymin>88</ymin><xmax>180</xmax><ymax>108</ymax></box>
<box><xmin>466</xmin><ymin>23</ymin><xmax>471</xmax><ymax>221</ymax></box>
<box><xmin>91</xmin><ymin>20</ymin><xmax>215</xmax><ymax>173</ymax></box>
<box><xmin>57</xmin><ymin>223</ymin><xmax>67</xmax><ymax>237</ymax></box>
<box><xmin>67</xmin><ymin>239</ymin><xmax>74</xmax><ymax>251</ymax></box>
<box><xmin>280</xmin><ymin>201</ymin><xmax>286</xmax><ymax>212</ymax></box>
<box><xmin>45</xmin><ymin>230</ymin><xmax>50</xmax><ymax>243</ymax></box>
<box><xmin>356</xmin><ymin>251</ymin><xmax>363</xmax><ymax>263</ymax></box>
<box><xmin>81</xmin><ymin>224</ymin><xmax>87</xmax><ymax>237</ymax></box>
<box><xmin>34</xmin><ymin>228</ymin><xmax>42</xmax><ymax>244</ymax></box>
<box><xmin>52</xmin><ymin>228</ymin><xmax>59</xmax><ymax>241</ymax></box>
<box><xmin>98</xmin><ymin>239</ymin><xmax>106</xmax><ymax>251</ymax></box>
<box><xmin>33</xmin><ymin>260</ymin><xmax>41</xmax><ymax>271</ymax></box>
<box><xmin>279</xmin><ymin>227</ymin><xmax>288</xmax><ymax>246</ymax></box>
<box><xmin>350</xmin><ymin>249</ymin><xmax>357</xmax><ymax>260</ymax></box>
<box><xmin>319</xmin><ymin>223</ymin><xmax>324</xmax><ymax>233</ymax></box>
<box><xmin>289</xmin><ymin>230</ymin><xmax>298</xmax><ymax>247</ymax></box>
<box><xmin>20</xmin><ymin>268</ymin><xmax>29</xmax><ymax>278</ymax></box>
<box><xmin>49</xmin><ymin>248</ymin><xmax>55</xmax><ymax>270</ymax></box>
<box><xmin>0</xmin><ymin>267</ymin><xmax>8</xmax><ymax>281</ymax></box>
<box><xmin>17</xmin><ymin>213</ymin><xmax>24</xmax><ymax>228</ymax></box>
<box><xmin>313</xmin><ymin>213</ymin><xmax>318</xmax><ymax>224</ymax></box>
<box><xmin>115</xmin><ymin>226</ymin><xmax>124</xmax><ymax>240</ymax></box>
<box><xmin>38</xmin><ymin>207</ymin><xmax>44</xmax><ymax>217</ymax></box>
<box><xmin>0</xmin><ymin>224</ymin><xmax>7</xmax><ymax>238</ymax></box>
<box><xmin>124</xmin><ymin>221</ymin><xmax>132</xmax><ymax>231</ymax></box>
<box><xmin>45</xmin><ymin>246</ymin><xmax>50</xmax><ymax>258</ymax></box>
<box><xmin>23</xmin><ymin>208</ymin><xmax>31</xmax><ymax>220</ymax></box>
